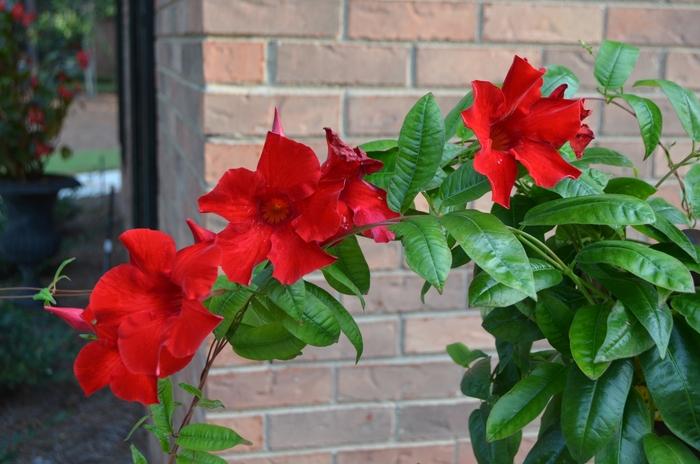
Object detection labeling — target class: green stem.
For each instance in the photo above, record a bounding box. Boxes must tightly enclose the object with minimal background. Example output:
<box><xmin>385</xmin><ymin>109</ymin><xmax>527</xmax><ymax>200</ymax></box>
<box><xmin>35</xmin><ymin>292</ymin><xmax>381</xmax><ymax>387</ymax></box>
<box><xmin>655</xmin><ymin>150</ymin><xmax>698</xmax><ymax>188</ymax></box>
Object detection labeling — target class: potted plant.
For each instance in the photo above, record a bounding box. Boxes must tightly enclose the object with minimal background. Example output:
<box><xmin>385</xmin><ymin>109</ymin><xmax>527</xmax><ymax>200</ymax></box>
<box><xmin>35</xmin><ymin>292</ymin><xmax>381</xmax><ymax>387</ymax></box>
<box><xmin>0</xmin><ymin>1</ymin><xmax>87</xmax><ymax>285</ymax></box>
<box><xmin>41</xmin><ymin>40</ymin><xmax>700</xmax><ymax>463</ymax></box>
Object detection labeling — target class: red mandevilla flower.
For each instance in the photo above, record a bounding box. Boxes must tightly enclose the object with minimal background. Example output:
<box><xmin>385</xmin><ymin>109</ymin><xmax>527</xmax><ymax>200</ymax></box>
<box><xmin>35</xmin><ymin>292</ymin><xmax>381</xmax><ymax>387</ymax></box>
<box><xmin>27</xmin><ymin>106</ymin><xmax>44</xmax><ymax>127</ymax></box>
<box><xmin>461</xmin><ymin>56</ymin><xmax>594</xmax><ymax>208</ymax></box>
<box><xmin>34</xmin><ymin>141</ymin><xmax>52</xmax><ymax>158</ymax></box>
<box><xmin>57</xmin><ymin>84</ymin><xmax>73</xmax><ymax>101</ymax></box>
<box><xmin>10</xmin><ymin>2</ymin><xmax>23</xmax><ymax>23</ymax></box>
<box><xmin>21</xmin><ymin>10</ymin><xmax>34</xmax><ymax>27</ymax></box>
<box><xmin>76</xmin><ymin>50</ymin><xmax>89</xmax><ymax>70</ymax></box>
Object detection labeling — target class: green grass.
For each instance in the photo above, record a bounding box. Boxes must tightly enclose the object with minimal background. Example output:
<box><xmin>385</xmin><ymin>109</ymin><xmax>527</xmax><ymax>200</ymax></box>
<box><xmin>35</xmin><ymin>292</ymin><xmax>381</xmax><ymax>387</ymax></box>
<box><xmin>44</xmin><ymin>148</ymin><xmax>120</xmax><ymax>175</ymax></box>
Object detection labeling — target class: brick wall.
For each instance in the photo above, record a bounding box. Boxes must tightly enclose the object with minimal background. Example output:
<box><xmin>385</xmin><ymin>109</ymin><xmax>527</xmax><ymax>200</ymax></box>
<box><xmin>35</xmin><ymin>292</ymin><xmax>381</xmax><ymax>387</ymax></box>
<box><xmin>154</xmin><ymin>1</ymin><xmax>697</xmax><ymax>462</ymax></box>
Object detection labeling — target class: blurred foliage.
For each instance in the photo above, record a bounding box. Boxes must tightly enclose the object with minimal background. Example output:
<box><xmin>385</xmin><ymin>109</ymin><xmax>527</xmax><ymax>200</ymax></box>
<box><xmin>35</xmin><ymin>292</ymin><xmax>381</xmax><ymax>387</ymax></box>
<box><xmin>34</xmin><ymin>0</ymin><xmax>115</xmax><ymax>53</ymax></box>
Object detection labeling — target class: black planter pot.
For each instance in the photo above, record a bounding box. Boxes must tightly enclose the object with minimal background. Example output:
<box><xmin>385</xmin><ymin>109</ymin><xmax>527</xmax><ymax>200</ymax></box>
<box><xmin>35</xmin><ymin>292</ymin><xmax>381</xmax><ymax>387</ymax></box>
<box><xmin>0</xmin><ymin>175</ymin><xmax>80</xmax><ymax>286</ymax></box>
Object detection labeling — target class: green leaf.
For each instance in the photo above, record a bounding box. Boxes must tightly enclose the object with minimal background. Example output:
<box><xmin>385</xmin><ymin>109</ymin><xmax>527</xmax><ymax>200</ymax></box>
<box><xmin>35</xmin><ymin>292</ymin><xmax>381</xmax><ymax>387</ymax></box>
<box><xmin>446</xmin><ymin>342</ymin><xmax>488</xmax><ymax>368</ymax></box>
<box><xmin>649</xmin><ymin>197</ymin><xmax>690</xmax><ymax>226</ymax></box>
<box><xmin>176</xmin><ymin>450</ymin><xmax>227</xmax><ymax>464</ymax></box>
<box><xmin>444</xmin><ymin>90</ymin><xmax>473</xmax><ymax>140</ymax></box>
<box><xmin>322</xmin><ymin>265</ymin><xmax>366</xmax><ymax>308</ymax></box>
<box><xmin>306</xmin><ymin>283</ymin><xmax>363</xmax><ymax>363</ymax></box>
<box><xmin>596</xmin><ymin>301</ymin><xmax>655</xmax><ymax>362</ymax></box>
<box><xmin>573</xmin><ymin>147</ymin><xmax>634</xmax><ymax>169</ymax></box>
<box><xmin>130</xmin><ymin>445</ymin><xmax>148</xmax><ymax>464</ymax></box>
<box><xmin>561</xmin><ymin>361</ymin><xmax>634</xmax><ymax>462</ymax></box>
<box><xmin>205</xmin><ymin>277</ymin><xmax>253</xmax><ymax>339</ymax></box>
<box><xmin>392</xmin><ymin>216</ymin><xmax>451</xmax><ymax>290</ymax></box>
<box><xmin>636</xmin><ymin>79</ymin><xmax>700</xmax><ymax>141</ymax></box>
<box><xmin>388</xmin><ymin>93</ymin><xmax>445</xmax><ymax>212</ymax></box>
<box><xmin>470</xmin><ymin>403</ymin><xmax>522</xmax><ymax>464</ymax></box>
<box><xmin>643</xmin><ymin>434</ymin><xmax>700</xmax><ymax>464</ymax></box>
<box><xmin>125</xmin><ymin>415</ymin><xmax>150</xmax><ymax>442</ymax></box>
<box><xmin>438</xmin><ymin>160</ymin><xmax>491</xmax><ymax>207</ymax></box>
<box><xmin>542</xmin><ymin>65</ymin><xmax>580</xmax><ymax>97</ymax></box>
<box><xmin>595</xmin><ymin>40</ymin><xmax>639</xmax><ymax>90</ymax></box>
<box><xmin>604</xmin><ymin>177</ymin><xmax>656</xmax><ymax>199</ymax></box>
<box><xmin>486</xmin><ymin>363</ymin><xmax>567</xmax><ymax>441</ymax></box>
<box><xmin>621</xmin><ymin>94</ymin><xmax>662</xmax><ymax>158</ymax></box>
<box><xmin>596</xmin><ymin>389</ymin><xmax>652</xmax><ymax>464</ymax></box>
<box><xmin>576</xmin><ymin>240</ymin><xmax>694</xmax><ymax>293</ymax></box>
<box><xmin>569</xmin><ymin>305</ymin><xmax>611</xmax><ymax>379</ymax></box>
<box><xmin>522</xmin><ymin>194</ymin><xmax>656</xmax><ymax>226</ymax></box>
<box><xmin>524</xmin><ymin>426</ymin><xmax>577</xmax><ymax>464</ymax></box>
<box><xmin>157</xmin><ymin>378</ymin><xmax>175</xmax><ymax>428</ymax></box>
<box><xmin>640</xmin><ymin>319</ymin><xmax>700</xmax><ymax>450</ymax></box>
<box><xmin>359</xmin><ymin>139</ymin><xmax>397</xmax><ymax>154</ymax></box>
<box><xmin>461</xmin><ymin>357</ymin><xmax>492</xmax><ymax>400</ymax></box>
<box><xmin>644</xmin><ymin>213</ymin><xmax>698</xmax><ymax>262</ymax></box>
<box><xmin>263</xmin><ymin>293</ymin><xmax>341</xmax><ymax>348</ymax></box>
<box><xmin>324</xmin><ymin>235</ymin><xmax>370</xmax><ymax>295</ymax></box>
<box><xmin>535</xmin><ymin>291</ymin><xmax>574</xmax><ymax>355</ymax></box>
<box><xmin>442</xmin><ymin>210</ymin><xmax>536</xmax><ymax>298</ymax></box>
<box><xmin>469</xmin><ymin>259</ymin><xmax>562</xmax><ymax>308</ymax></box>
<box><xmin>482</xmin><ymin>306</ymin><xmax>543</xmax><ymax>344</ymax></box>
<box><xmin>230</xmin><ymin>322</ymin><xmax>305</xmax><ymax>361</ymax></box>
<box><xmin>179</xmin><ymin>383</ymin><xmax>203</xmax><ymax>399</ymax></box>
<box><xmin>197</xmin><ymin>399</ymin><xmax>225</xmax><ymax>410</ymax></box>
<box><xmin>266</xmin><ymin>279</ymin><xmax>306</xmax><ymax>320</ymax></box>
<box><xmin>671</xmin><ymin>294</ymin><xmax>700</xmax><ymax>334</ymax></box>
<box><xmin>684</xmin><ymin>164</ymin><xmax>700</xmax><ymax>219</ymax></box>
<box><xmin>553</xmin><ymin>168</ymin><xmax>608</xmax><ymax>198</ymax></box>
<box><xmin>176</xmin><ymin>423</ymin><xmax>250</xmax><ymax>452</ymax></box>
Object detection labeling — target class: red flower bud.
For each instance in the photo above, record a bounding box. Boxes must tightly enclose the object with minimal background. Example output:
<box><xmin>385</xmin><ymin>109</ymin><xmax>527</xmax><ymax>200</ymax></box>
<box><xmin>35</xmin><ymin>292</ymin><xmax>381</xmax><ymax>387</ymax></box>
<box><xmin>22</xmin><ymin>11</ymin><xmax>35</xmax><ymax>27</ymax></box>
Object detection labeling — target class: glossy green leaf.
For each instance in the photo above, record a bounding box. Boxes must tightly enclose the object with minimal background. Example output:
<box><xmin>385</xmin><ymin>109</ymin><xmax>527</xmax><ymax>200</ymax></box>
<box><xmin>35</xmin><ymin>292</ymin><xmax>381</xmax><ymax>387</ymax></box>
<box><xmin>523</xmin><ymin>194</ymin><xmax>656</xmax><ymax>226</ymax></box>
<box><xmin>573</xmin><ymin>147</ymin><xmax>634</xmax><ymax>169</ymax></box>
<box><xmin>604</xmin><ymin>177</ymin><xmax>656</xmax><ymax>199</ymax></box>
<box><xmin>439</xmin><ymin>160</ymin><xmax>490</xmax><ymax>206</ymax></box>
<box><xmin>176</xmin><ymin>450</ymin><xmax>227</xmax><ymax>464</ymax></box>
<box><xmin>596</xmin><ymin>389</ymin><xmax>652</xmax><ymax>464</ymax></box>
<box><xmin>542</xmin><ymin>65</ymin><xmax>580</xmax><ymax>97</ymax></box>
<box><xmin>444</xmin><ymin>90</ymin><xmax>473</xmax><ymax>140</ymax></box>
<box><xmin>570</xmin><ymin>305</ymin><xmax>611</xmax><ymax>379</ymax></box>
<box><xmin>176</xmin><ymin>423</ymin><xmax>250</xmax><ymax>451</ymax></box>
<box><xmin>643</xmin><ymin>434</ymin><xmax>700</xmax><ymax>464</ymax></box>
<box><xmin>553</xmin><ymin>168</ymin><xmax>608</xmax><ymax>198</ymax></box>
<box><xmin>684</xmin><ymin>164</ymin><xmax>700</xmax><ymax>219</ymax></box>
<box><xmin>359</xmin><ymin>139</ymin><xmax>397</xmax><ymax>154</ymax></box>
<box><xmin>640</xmin><ymin>319</ymin><xmax>700</xmax><ymax>450</ymax></box>
<box><xmin>469</xmin><ymin>259</ymin><xmax>562</xmax><ymax>308</ymax></box>
<box><xmin>130</xmin><ymin>445</ymin><xmax>148</xmax><ymax>464</ymax></box>
<box><xmin>524</xmin><ymin>426</ymin><xmax>577</xmax><ymax>464</ymax></box>
<box><xmin>470</xmin><ymin>403</ymin><xmax>522</xmax><ymax>464</ymax></box>
<box><xmin>621</xmin><ymin>94</ymin><xmax>662</xmax><ymax>158</ymax></box>
<box><xmin>486</xmin><ymin>363</ymin><xmax>567</xmax><ymax>441</ymax></box>
<box><xmin>446</xmin><ymin>342</ymin><xmax>488</xmax><ymax>368</ymax></box>
<box><xmin>636</xmin><ymin>79</ymin><xmax>700</xmax><ymax>141</ymax></box>
<box><xmin>645</xmin><ymin>214</ymin><xmax>698</xmax><ymax>261</ymax></box>
<box><xmin>266</xmin><ymin>279</ymin><xmax>306</xmax><ymax>320</ymax></box>
<box><xmin>392</xmin><ymin>216</ymin><xmax>451</xmax><ymax>290</ymax></box>
<box><xmin>388</xmin><ymin>93</ymin><xmax>445</xmax><ymax>212</ymax></box>
<box><xmin>595</xmin><ymin>40</ymin><xmax>639</xmax><ymax>90</ymax></box>
<box><xmin>306</xmin><ymin>283</ymin><xmax>363</xmax><ymax>363</ymax></box>
<box><xmin>671</xmin><ymin>294</ymin><xmax>700</xmax><ymax>334</ymax></box>
<box><xmin>230</xmin><ymin>322</ymin><xmax>305</xmax><ymax>361</ymax></box>
<box><xmin>561</xmin><ymin>361</ymin><xmax>634</xmax><ymax>462</ymax></box>
<box><xmin>648</xmin><ymin>197</ymin><xmax>690</xmax><ymax>226</ymax></box>
<box><xmin>322</xmin><ymin>265</ymin><xmax>365</xmax><ymax>308</ymax></box>
<box><xmin>205</xmin><ymin>277</ymin><xmax>253</xmax><ymax>339</ymax></box>
<box><xmin>576</xmin><ymin>240</ymin><xmax>694</xmax><ymax>293</ymax></box>
<box><xmin>266</xmin><ymin>292</ymin><xmax>341</xmax><ymax>347</ymax></box>
<box><xmin>324</xmin><ymin>235</ymin><xmax>370</xmax><ymax>294</ymax></box>
<box><xmin>482</xmin><ymin>306</ymin><xmax>543</xmax><ymax>344</ymax></box>
<box><xmin>442</xmin><ymin>210</ymin><xmax>536</xmax><ymax>298</ymax></box>
<box><xmin>535</xmin><ymin>291</ymin><xmax>574</xmax><ymax>355</ymax></box>
<box><xmin>596</xmin><ymin>301</ymin><xmax>655</xmax><ymax>362</ymax></box>
<box><xmin>461</xmin><ymin>357</ymin><xmax>492</xmax><ymax>400</ymax></box>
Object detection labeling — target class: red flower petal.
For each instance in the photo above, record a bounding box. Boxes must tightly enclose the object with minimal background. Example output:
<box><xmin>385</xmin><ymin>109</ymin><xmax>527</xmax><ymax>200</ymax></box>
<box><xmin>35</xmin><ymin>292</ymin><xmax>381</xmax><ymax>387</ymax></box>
<box><xmin>461</xmin><ymin>81</ymin><xmax>505</xmax><ymax>146</ymax></box>
<box><xmin>157</xmin><ymin>347</ymin><xmax>194</xmax><ymax>378</ymax></box>
<box><xmin>292</xmin><ymin>181</ymin><xmax>343</xmax><ymax>242</ymax></box>
<box><xmin>117</xmin><ymin>312</ymin><xmax>168</xmax><ymax>375</ymax></box>
<box><xmin>322</xmin><ymin>129</ymin><xmax>382</xmax><ymax>181</ymax></box>
<box><xmin>171</xmin><ymin>241</ymin><xmax>221</xmax><ymax>300</ymax></box>
<box><xmin>501</xmin><ymin>56</ymin><xmax>545</xmax><ymax>115</ymax></box>
<box><xmin>570</xmin><ymin>123</ymin><xmax>595</xmax><ymax>158</ymax></box>
<box><xmin>198</xmin><ymin>168</ymin><xmax>263</xmax><ymax>225</ymax></box>
<box><xmin>257</xmin><ymin>132</ymin><xmax>321</xmax><ymax>201</ymax></box>
<box><xmin>271</xmin><ymin>107</ymin><xmax>284</xmax><ymax>136</ymax></box>
<box><xmin>218</xmin><ymin>223</ymin><xmax>273</xmax><ymax>285</ymax></box>
<box><xmin>120</xmin><ymin>229</ymin><xmax>176</xmax><ymax>276</ymax></box>
<box><xmin>512</xmin><ymin>139</ymin><xmax>581</xmax><ymax>188</ymax></box>
<box><xmin>163</xmin><ymin>300</ymin><xmax>222</xmax><ymax>359</ymax></box>
<box><xmin>109</xmin><ymin>361</ymin><xmax>158</xmax><ymax>405</ymax></box>
<box><xmin>268</xmin><ymin>226</ymin><xmax>335</xmax><ymax>285</ymax></box>
<box><xmin>44</xmin><ymin>306</ymin><xmax>93</xmax><ymax>332</ymax></box>
<box><xmin>73</xmin><ymin>341</ymin><xmax>119</xmax><ymax>396</ymax></box>
<box><xmin>342</xmin><ymin>178</ymin><xmax>398</xmax><ymax>243</ymax></box>
<box><xmin>473</xmin><ymin>148</ymin><xmax>518</xmax><ymax>208</ymax></box>
<box><xmin>186</xmin><ymin>218</ymin><xmax>216</xmax><ymax>243</ymax></box>
<box><xmin>517</xmin><ymin>97</ymin><xmax>586</xmax><ymax>148</ymax></box>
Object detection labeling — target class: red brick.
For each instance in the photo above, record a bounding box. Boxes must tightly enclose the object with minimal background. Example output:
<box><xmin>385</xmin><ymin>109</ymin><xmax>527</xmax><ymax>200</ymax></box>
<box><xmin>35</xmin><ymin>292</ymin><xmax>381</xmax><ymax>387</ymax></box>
<box><xmin>342</xmin><ymin>270</ymin><xmax>468</xmax><ymax>314</ymax></box>
<box><xmin>300</xmin><ymin>318</ymin><xmax>399</xmax><ymax>361</ymax></box>
<box><xmin>201</xmin><ymin>0</ymin><xmax>340</xmax><ymax>37</ymax></box>
<box><xmin>205</xmin><ymin>143</ymin><xmax>261</xmax><ymax>183</ymax></box>
<box><xmin>208</xmin><ymin>415</ymin><xmax>264</xmax><ymax>452</ymax></box>
<box><xmin>666</xmin><ymin>51</ymin><xmax>700</xmax><ymax>90</ymax></box>
<box><xmin>203</xmin><ymin>93</ymin><xmax>340</xmax><ymax>137</ymax></box>
<box><xmin>337</xmin><ymin>444</ymin><xmax>455</xmax><ymax>464</ymax></box>
<box><xmin>653</xmin><ymin>139</ymin><xmax>695</xmax><ymax>178</ymax></box>
<box><xmin>359</xmin><ymin>237</ymin><xmax>403</xmax><ymax>270</ymax></box>
<box><xmin>348</xmin><ymin>0</ymin><xmax>476</xmax><ymax>41</ymax></box>
<box><xmin>276</xmin><ymin>43</ymin><xmax>409</xmax><ymax>86</ymax></box>
<box><xmin>607</xmin><ymin>7</ymin><xmax>700</xmax><ymax>46</ymax></box>
<box><xmin>268</xmin><ymin>406</ymin><xmax>394</xmax><ymax>450</ymax></box>
<box><xmin>337</xmin><ymin>361</ymin><xmax>463</xmax><ymax>402</ymax></box>
<box><xmin>655</xmin><ymin>182</ymin><xmax>684</xmax><ymax>210</ymax></box>
<box><xmin>398</xmin><ymin>402</ymin><xmax>477</xmax><ymax>441</ymax></box>
<box><xmin>403</xmin><ymin>312</ymin><xmax>493</xmax><ymax>354</ymax></box>
<box><xmin>203</xmin><ymin>41</ymin><xmax>265</xmax><ymax>84</ymax></box>
<box><xmin>207</xmin><ymin>366</ymin><xmax>333</xmax><ymax>410</ymax></box>
<box><xmin>483</xmin><ymin>3</ymin><xmax>603</xmax><ymax>44</ymax></box>
<box><xmin>417</xmin><ymin>46</ymin><xmax>542</xmax><ymax>88</ymax></box>
<box><xmin>226</xmin><ymin>453</ymin><xmax>332</xmax><ymax>464</ymax></box>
